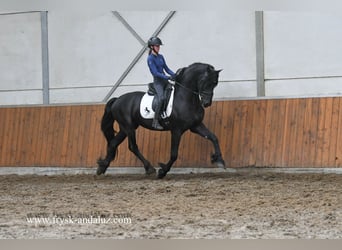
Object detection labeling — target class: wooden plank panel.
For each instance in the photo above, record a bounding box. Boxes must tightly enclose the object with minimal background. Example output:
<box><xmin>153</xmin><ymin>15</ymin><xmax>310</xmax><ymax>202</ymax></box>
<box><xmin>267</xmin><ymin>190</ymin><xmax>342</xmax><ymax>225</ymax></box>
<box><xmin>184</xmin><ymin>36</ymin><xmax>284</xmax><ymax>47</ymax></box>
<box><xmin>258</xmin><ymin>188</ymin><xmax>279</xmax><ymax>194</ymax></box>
<box><xmin>271</xmin><ymin>99</ymin><xmax>287</xmax><ymax>167</ymax></box>
<box><xmin>1</xmin><ymin>108</ymin><xmax>13</xmax><ymax>166</ymax></box>
<box><xmin>14</xmin><ymin>108</ymin><xmax>24</xmax><ymax>165</ymax></box>
<box><xmin>247</xmin><ymin>101</ymin><xmax>259</xmax><ymax>167</ymax></box>
<box><xmin>230</xmin><ymin>101</ymin><xmax>241</xmax><ymax>167</ymax></box>
<box><xmin>315</xmin><ymin>99</ymin><xmax>327</xmax><ymax>167</ymax></box>
<box><xmin>280</xmin><ymin>99</ymin><xmax>290</xmax><ymax>167</ymax></box>
<box><xmin>0</xmin><ymin>109</ymin><xmax>6</xmax><ymax>165</ymax></box>
<box><xmin>10</xmin><ymin>107</ymin><xmax>17</xmax><ymax>165</ymax></box>
<box><xmin>78</xmin><ymin>105</ymin><xmax>89</xmax><ymax>166</ymax></box>
<box><xmin>294</xmin><ymin>99</ymin><xmax>303</xmax><ymax>166</ymax></box>
<box><xmin>294</xmin><ymin>98</ymin><xmax>307</xmax><ymax>167</ymax></box>
<box><xmin>36</xmin><ymin>107</ymin><xmax>46</xmax><ymax>165</ymax></box>
<box><xmin>301</xmin><ymin>98</ymin><xmax>313</xmax><ymax>166</ymax></box>
<box><xmin>287</xmin><ymin>99</ymin><xmax>299</xmax><ymax>167</ymax></box>
<box><xmin>254</xmin><ymin>100</ymin><xmax>267</xmax><ymax>167</ymax></box>
<box><xmin>322</xmin><ymin>98</ymin><xmax>333</xmax><ymax>166</ymax></box>
<box><xmin>70</xmin><ymin>106</ymin><xmax>81</xmax><ymax>165</ymax></box>
<box><xmin>237</xmin><ymin>101</ymin><xmax>248</xmax><ymax>167</ymax></box>
<box><xmin>335</xmin><ymin>98</ymin><xmax>342</xmax><ymax>166</ymax></box>
<box><xmin>39</xmin><ymin>106</ymin><xmax>50</xmax><ymax>166</ymax></box>
<box><xmin>49</xmin><ymin>107</ymin><xmax>64</xmax><ymax>166</ymax></box>
<box><xmin>33</xmin><ymin>107</ymin><xmax>42</xmax><ymax>166</ymax></box>
<box><xmin>43</xmin><ymin>107</ymin><xmax>55</xmax><ymax>166</ymax></box>
<box><xmin>228</xmin><ymin>101</ymin><xmax>237</xmax><ymax>167</ymax></box>
<box><xmin>80</xmin><ymin>105</ymin><xmax>92</xmax><ymax>166</ymax></box>
<box><xmin>86</xmin><ymin>106</ymin><xmax>100</xmax><ymax>167</ymax></box>
<box><xmin>60</xmin><ymin>106</ymin><xmax>71</xmax><ymax>167</ymax></box>
<box><xmin>50</xmin><ymin>106</ymin><xmax>61</xmax><ymax>166</ymax></box>
<box><xmin>262</xmin><ymin>100</ymin><xmax>272</xmax><ymax>167</ymax></box>
<box><xmin>26</xmin><ymin>108</ymin><xmax>39</xmax><ymax>165</ymax></box>
<box><xmin>241</xmin><ymin>100</ymin><xmax>255</xmax><ymax>167</ymax></box>
<box><xmin>328</xmin><ymin>98</ymin><xmax>340</xmax><ymax>166</ymax></box>
<box><xmin>267</xmin><ymin>99</ymin><xmax>281</xmax><ymax>166</ymax></box>
<box><xmin>308</xmin><ymin>98</ymin><xmax>320</xmax><ymax>167</ymax></box>
<box><xmin>19</xmin><ymin>107</ymin><xmax>29</xmax><ymax>165</ymax></box>
<box><xmin>0</xmin><ymin>108</ymin><xmax>11</xmax><ymax>165</ymax></box>
<box><xmin>264</xmin><ymin>99</ymin><xmax>275</xmax><ymax>166</ymax></box>
<box><xmin>63</xmin><ymin>106</ymin><xmax>76</xmax><ymax>166</ymax></box>
<box><xmin>177</xmin><ymin>130</ymin><xmax>192</xmax><ymax>167</ymax></box>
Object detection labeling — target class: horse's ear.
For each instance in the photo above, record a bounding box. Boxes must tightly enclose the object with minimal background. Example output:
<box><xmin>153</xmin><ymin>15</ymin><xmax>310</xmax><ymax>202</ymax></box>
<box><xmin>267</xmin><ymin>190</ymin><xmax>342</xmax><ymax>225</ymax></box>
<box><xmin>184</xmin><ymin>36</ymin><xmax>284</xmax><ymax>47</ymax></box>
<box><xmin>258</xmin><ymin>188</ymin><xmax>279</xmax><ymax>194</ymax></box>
<box><xmin>206</xmin><ymin>65</ymin><xmax>215</xmax><ymax>73</ymax></box>
<box><xmin>175</xmin><ymin>67</ymin><xmax>186</xmax><ymax>81</ymax></box>
<box><xmin>216</xmin><ymin>69</ymin><xmax>223</xmax><ymax>73</ymax></box>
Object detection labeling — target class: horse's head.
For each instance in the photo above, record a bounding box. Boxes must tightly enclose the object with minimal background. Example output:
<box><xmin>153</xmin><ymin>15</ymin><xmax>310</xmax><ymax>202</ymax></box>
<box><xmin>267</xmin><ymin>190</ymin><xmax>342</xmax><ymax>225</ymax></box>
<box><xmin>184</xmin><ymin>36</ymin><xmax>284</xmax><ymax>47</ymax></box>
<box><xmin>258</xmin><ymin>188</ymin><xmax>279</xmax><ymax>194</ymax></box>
<box><xmin>176</xmin><ymin>63</ymin><xmax>222</xmax><ymax>107</ymax></box>
<box><xmin>196</xmin><ymin>64</ymin><xmax>222</xmax><ymax>107</ymax></box>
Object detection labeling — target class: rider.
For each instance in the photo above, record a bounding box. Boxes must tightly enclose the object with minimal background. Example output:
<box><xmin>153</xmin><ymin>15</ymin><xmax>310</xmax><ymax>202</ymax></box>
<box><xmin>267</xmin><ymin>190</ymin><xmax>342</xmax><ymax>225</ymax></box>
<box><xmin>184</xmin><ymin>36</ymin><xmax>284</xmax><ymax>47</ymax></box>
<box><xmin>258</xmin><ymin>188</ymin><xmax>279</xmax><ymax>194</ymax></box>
<box><xmin>147</xmin><ymin>36</ymin><xmax>176</xmax><ymax>129</ymax></box>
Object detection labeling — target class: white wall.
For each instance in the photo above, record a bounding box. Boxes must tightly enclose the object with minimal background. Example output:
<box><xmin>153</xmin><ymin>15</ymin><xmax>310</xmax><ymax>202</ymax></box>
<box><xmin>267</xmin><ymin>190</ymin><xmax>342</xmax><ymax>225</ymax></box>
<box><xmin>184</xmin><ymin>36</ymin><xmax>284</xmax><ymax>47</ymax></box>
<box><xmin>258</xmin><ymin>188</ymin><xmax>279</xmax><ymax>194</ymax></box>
<box><xmin>1</xmin><ymin>11</ymin><xmax>342</xmax><ymax>105</ymax></box>
<box><xmin>264</xmin><ymin>12</ymin><xmax>342</xmax><ymax>97</ymax></box>
<box><xmin>0</xmin><ymin>12</ymin><xmax>43</xmax><ymax>105</ymax></box>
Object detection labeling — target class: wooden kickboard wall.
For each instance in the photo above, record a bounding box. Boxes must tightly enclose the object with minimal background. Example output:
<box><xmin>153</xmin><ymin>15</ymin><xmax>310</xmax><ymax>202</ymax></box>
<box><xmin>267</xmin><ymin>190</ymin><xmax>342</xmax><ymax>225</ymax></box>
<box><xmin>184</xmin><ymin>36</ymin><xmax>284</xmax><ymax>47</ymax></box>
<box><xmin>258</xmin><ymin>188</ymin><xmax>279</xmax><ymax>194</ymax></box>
<box><xmin>1</xmin><ymin>97</ymin><xmax>342</xmax><ymax>168</ymax></box>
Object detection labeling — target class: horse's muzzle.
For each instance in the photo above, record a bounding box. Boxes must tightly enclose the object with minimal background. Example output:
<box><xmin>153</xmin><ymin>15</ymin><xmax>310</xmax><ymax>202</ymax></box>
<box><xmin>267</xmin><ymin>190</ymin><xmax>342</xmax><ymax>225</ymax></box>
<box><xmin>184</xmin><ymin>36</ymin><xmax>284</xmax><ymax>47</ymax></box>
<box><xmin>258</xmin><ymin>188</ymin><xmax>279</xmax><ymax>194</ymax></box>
<box><xmin>199</xmin><ymin>92</ymin><xmax>213</xmax><ymax>108</ymax></box>
<box><xmin>202</xmin><ymin>99</ymin><xmax>212</xmax><ymax>108</ymax></box>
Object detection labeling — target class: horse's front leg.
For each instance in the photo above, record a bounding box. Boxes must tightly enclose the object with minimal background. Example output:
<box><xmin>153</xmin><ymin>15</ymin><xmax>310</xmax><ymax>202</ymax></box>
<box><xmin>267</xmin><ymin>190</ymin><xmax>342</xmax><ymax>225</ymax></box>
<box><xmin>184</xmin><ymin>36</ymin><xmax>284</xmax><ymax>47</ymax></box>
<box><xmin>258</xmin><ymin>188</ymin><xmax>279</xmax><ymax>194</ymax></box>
<box><xmin>157</xmin><ymin>130</ymin><xmax>184</xmax><ymax>179</ymax></box>
<box><xmin>190</xmin><ymin>123</ymin><xmax>226</xmax><ymax>168</ymax></box>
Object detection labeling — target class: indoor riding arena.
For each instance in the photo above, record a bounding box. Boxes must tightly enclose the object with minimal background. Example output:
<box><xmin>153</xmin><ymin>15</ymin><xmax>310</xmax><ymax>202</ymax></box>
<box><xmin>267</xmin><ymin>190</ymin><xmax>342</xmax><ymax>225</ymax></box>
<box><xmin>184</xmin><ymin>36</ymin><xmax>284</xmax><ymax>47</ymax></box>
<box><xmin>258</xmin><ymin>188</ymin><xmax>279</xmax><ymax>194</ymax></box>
<box><xmin>0</xmin><ymin>11</ymin><xmax>341</xmax><ymax>239</ymax></box>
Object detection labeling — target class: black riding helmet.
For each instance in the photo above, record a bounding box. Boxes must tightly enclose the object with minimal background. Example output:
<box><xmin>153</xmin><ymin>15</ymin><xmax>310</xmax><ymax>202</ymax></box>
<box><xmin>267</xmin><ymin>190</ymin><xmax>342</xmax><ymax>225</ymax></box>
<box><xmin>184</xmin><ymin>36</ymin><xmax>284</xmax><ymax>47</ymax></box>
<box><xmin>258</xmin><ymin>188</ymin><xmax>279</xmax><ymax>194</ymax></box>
<box><xmin>148</xmin><ymin>37</ymin><xmax>163</xmax><ymax>47</ymax></box>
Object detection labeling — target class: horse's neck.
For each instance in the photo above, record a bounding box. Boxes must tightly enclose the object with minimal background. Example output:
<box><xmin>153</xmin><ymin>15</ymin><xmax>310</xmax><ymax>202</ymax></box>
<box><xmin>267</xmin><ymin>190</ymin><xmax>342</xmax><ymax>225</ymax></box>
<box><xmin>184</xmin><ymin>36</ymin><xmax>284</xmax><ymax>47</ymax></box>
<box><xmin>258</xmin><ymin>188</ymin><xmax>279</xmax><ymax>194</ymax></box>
<box><xmin>175</xmin><ymin>80</ymin><xmax>200</xmax><ymax>103</ymax></box>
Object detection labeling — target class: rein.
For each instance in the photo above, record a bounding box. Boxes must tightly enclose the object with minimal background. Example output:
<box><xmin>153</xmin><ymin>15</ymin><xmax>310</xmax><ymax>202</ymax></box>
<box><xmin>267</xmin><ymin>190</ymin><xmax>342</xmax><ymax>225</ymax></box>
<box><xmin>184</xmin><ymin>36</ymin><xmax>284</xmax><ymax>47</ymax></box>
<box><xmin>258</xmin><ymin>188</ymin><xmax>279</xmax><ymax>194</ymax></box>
<box><xmin>174</xmin><ymin>81</ymin><xmax>212</xmax><ymax>100</ymax></box>
<box><xmin>174</xmin><ymin>81</ymin><xmax>199</xmax><ymax>96</ymax></box>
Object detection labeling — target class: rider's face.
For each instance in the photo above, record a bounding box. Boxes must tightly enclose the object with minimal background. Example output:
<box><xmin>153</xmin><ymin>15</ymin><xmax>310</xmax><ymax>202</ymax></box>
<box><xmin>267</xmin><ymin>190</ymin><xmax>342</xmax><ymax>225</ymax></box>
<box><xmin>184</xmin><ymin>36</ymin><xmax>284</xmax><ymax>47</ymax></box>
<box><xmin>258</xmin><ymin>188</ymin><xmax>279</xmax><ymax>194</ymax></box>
<box><xmin>153</xmin><ymin>45</ymin><xmax>160</xmax><ymax>53</ymax></box>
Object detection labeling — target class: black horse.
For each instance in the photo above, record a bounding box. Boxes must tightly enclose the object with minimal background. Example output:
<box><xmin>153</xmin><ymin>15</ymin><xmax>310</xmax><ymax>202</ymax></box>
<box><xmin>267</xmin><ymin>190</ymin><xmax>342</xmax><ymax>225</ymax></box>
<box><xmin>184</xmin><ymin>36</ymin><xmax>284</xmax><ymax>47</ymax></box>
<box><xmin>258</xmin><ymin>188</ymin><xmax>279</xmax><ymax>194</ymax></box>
<box><xmin>97</xmin><ymin>62</ymin><xmax>225</xmax><ymax>178</ymax></box>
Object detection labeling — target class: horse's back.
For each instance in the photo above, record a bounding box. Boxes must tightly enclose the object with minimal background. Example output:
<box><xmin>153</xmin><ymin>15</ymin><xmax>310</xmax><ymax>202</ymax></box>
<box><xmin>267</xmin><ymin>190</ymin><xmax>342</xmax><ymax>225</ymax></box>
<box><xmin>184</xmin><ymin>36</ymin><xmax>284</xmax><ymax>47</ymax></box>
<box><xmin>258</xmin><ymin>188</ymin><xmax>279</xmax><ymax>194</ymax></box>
<box><xmin>114</xmin><ymin>91</ymin><xmax>144</xmax><ymax>105</ymax></box>
<box><xmin>111</xmin><ymin>91</ymin><xmax>144</xmax><ymax>117</ymax></box>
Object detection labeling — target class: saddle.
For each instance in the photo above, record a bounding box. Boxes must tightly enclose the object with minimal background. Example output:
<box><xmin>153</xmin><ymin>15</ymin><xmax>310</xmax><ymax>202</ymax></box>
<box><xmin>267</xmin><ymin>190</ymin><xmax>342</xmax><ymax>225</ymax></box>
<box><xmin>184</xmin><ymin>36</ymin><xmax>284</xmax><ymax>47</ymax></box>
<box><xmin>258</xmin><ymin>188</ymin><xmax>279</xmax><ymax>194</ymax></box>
<box><xmin>147</xmin><ymin>82</ymin><xmax>174</xmax><ymax>114</ymax></box>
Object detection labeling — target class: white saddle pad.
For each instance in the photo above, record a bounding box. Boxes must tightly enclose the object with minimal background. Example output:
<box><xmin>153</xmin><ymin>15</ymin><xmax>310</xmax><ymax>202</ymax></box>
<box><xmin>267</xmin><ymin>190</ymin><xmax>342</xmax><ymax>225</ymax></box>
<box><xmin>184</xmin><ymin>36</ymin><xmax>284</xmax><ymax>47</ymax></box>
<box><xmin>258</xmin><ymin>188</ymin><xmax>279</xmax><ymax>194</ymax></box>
<box><xmin>140</xmin><ymin>87</ymin><xmax>175</xmax><ymax>119</ymax></box>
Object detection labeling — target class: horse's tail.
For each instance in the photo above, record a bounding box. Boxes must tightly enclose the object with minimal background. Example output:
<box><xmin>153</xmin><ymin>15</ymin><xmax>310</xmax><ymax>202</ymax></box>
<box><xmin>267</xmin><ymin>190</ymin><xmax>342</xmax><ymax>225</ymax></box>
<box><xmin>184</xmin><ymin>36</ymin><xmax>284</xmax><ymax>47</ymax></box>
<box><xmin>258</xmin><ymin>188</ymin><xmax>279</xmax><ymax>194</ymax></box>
<box><xmin>101</xmin><ymin>97</ymin><xmax>117</xmax><ymax>144</ymax></box>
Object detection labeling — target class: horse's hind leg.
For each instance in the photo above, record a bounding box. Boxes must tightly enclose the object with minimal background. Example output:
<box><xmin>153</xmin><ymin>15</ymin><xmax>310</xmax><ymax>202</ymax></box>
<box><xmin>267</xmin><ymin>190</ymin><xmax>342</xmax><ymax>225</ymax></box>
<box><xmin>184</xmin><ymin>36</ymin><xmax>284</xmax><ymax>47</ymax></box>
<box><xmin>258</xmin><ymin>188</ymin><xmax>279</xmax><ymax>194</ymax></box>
<box><xmin>127</xmin><ymin>130</ymin><xmax>156</xmax><ymax>175</ymax></box>
<box><xmin>97</xmin><ymin>130</ymin><xmax>127</xmax><ymax>175</ymax></box>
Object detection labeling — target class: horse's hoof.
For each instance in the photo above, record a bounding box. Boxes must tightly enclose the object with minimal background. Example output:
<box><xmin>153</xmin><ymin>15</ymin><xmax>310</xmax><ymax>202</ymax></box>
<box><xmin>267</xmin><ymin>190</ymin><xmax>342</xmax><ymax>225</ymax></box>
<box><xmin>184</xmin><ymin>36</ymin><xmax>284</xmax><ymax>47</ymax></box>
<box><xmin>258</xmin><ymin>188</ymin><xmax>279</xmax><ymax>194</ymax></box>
<box><xmin>145</xmin><ymin>166</ymin><xmax>156</xmax><ymax>175</ymax></box>
<box><xmin>216</xmin><ymin>161</ymin><xmax>226</xmax><ymax>169</ymax></box>
<box><xmin>96</xmin><ymin>168</ymin><xmax>104</xmax><ymax>175</ymax></box>
<box><xmin>96</xmin><ymin>166</ymin><xmax>107</xmax><ymax>175</ymax></box>
<box><xmin>96</xmin><ymin>159</ymin><xmax>109</xmax><ymax>175</ymax></box>
<box><xmin>211</xmin><ymin>154</ymin><xmax>226</xmax><ymax>169</ymax></box>
<box><xmin>157</xmin><ymin>168</ymin><xmax>166</xmax><ymax>179</ymax></box>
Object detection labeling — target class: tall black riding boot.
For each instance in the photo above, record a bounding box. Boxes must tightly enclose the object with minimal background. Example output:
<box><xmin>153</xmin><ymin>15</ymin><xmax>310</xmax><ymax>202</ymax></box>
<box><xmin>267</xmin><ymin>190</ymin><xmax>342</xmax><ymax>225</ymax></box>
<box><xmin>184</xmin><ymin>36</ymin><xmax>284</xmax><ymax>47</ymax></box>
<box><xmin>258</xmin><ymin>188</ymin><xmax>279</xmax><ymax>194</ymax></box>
<box><xmin>152</xmin><ymin>101</ymin><xmax>163</xmax><ymax>130</ymax></box>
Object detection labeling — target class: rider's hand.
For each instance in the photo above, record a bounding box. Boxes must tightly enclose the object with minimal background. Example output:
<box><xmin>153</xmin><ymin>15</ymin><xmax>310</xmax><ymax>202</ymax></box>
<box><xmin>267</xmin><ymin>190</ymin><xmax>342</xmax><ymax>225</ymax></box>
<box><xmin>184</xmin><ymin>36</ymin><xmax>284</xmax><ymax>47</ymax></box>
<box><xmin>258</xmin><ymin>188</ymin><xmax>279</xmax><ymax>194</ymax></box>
<box><xmin>168</xmin><ymin>74</ymin><xmax>176</xmax><ymax>81</ymax></box>
<box><xmin>168</xmin><ymin>79</ymin><xmax>175</xmax><ymax>85</ymax></box>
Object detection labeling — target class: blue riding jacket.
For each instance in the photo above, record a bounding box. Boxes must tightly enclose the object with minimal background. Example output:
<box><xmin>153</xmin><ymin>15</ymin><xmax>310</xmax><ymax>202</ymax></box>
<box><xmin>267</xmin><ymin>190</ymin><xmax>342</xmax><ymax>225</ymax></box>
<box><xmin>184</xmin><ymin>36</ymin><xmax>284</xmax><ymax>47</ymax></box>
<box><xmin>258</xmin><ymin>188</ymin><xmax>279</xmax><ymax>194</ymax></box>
<box><xmin>147</xmin><ymin>53</ymin><xmax>175</xmax><ymax>80</ymax></box>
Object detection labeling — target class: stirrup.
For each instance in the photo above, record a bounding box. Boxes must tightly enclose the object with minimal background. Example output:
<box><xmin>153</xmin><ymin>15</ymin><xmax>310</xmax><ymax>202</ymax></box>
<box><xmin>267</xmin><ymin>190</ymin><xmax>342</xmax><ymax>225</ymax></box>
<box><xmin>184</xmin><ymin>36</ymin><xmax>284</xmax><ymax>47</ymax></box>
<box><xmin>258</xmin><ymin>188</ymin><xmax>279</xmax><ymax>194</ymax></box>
<box><xmin>152</xmin><ymin>119</ymin><xmax>163</xmax><ymax>130</ymax></box>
